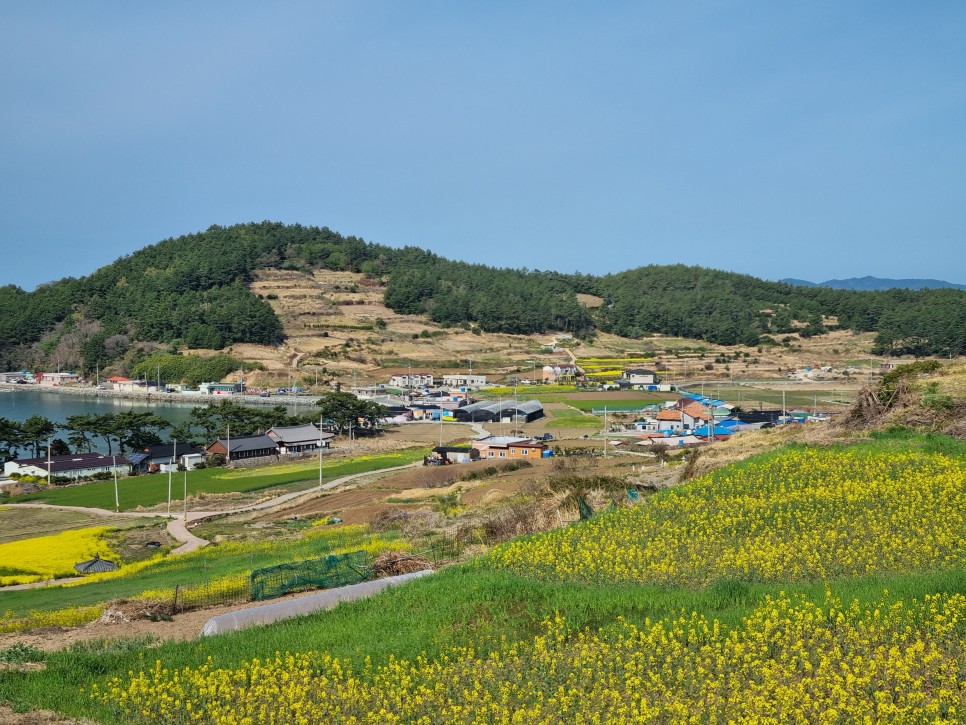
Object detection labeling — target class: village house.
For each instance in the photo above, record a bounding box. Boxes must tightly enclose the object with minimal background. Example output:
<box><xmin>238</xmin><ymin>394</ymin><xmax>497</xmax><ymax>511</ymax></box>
<box><xmin>128</xmin><ymin>443</ymin><xmax>206</xmax><ymax>474</ymax></box>
<box><xmin>440</xmin><ymin>374</ymin><xmax>487</xmax><ymax>390</ymax></box>
<box><xmin>37</xmin><ymin>371</ymin><xmax>82</xmax><ymax>386</ymax></box>
<box><xmin>655</xmin><ymin>408</ymin><xmax>684</xmax><ymax>432</ymax></box>
<box><xmin>199</xmin><ymin>382</ymin><xmax>244</xmax><ymax>395</ymax></box>
<box><xmin>680</xmin><ymin>402</ymin><xmax>712</xmax><ymax>430</ymax></box>
<box><xmin>266</xmin><ymin>424</ymin><xmax>334</xmax><ymax>454</ymax></box>
<box><xmin>206</xmin><ymin>434</ymin><xmax>279</xmax><ymax>462</ymax></box>
<box><xmin>471</xmin><ymin>436</ymin><xmax>547</xmax><ymax>459</ymax></box>
<box><xmin>622</xmin><ymin>368</ymin><xmax>660</xmax><ymax>386</ymax></box>
<box><xmin>4</xmin><ymin>453</ymin><xmax>131</xmax><ymax>480</ymax></box>
<box><xmin>389</xmin><ymin>372</ymin><xmax>434</xmax><ymax>389</ymax></box>
<box><xmin>542</xmin><ymin>365</ymin><xmax>578</xmax><ymax>384</ymax></box>
<box><xmin>429</xmin><ymin>446</ymin><xmax>479</xmax><ymax>464</ymax></box>
<box><xmin>0</xmin><ymin>371</ymin><xmax>28</xmax><ymax>384</ymax></box>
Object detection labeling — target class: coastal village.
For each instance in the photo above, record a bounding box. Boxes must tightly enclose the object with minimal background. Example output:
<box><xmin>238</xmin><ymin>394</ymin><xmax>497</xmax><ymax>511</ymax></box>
<box><xmin>0</xmin><ymin>361</ymin><xmax>834</xmax><ymax>487</ymax></box>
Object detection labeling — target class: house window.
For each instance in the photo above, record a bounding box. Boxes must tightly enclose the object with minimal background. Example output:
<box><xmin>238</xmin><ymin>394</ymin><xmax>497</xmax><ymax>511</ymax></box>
<box><xmin>522</xmin><ymin>449</ymin><xmax>529</xmax><ymax>455</ymax></box>
<box><xmin>499</xmin><ymin>452</ymin><xmax>506</xmax><ymax>458</ymax></box>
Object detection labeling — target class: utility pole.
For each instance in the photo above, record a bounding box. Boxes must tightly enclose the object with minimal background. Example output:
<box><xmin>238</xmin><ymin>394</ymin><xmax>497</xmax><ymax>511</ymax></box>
<box><xmin>183</xmin><ymin>468</ymin><xmax>188</xmax><ymax>521</ymax></box>
<box><xmin>46</xmin><ymin>437</ymin><xmax>51</xmax><ymax>488</ymax></box>
<box><xmin>319</xmin><ymin>413</ymin><xmax>330</xmax><ymax>491</ymax></box>
<box><xmin>113</xmin><ymin>455</ymin><xmax>119</xmax><ymax>512</ymax></box>
<box><xmin>226</xmin><ymin>424</ymin><xmax>231</xmax><ymax>464</ymax></box>
<box><xmin>603</xmin><ymin>407</ymin><xmax>608</xmax><ymax>458</ymax></box>
<box><xmin>168</xmin><ymin>439</ymin><xmax>176</xmax><ymax>515</ymax></box>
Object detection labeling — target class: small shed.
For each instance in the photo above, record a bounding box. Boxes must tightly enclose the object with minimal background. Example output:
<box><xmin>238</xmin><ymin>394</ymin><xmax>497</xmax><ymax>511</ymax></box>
<box><xmin>74</xmin><ymin>555</ymin><xmax>120</xmax><ymax>574</ymax></box>
<box><xmin>431</xmin><ymin>446</ymin><xmax>479</xmax><ymax>464</ymax></box>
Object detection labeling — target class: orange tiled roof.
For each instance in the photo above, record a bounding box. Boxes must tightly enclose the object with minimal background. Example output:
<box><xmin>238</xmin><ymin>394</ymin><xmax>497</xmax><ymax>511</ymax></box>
<box><xmin>656</xmin><ymin>409</ymin><xmax>682</xmax><ymax>421</ymax></box>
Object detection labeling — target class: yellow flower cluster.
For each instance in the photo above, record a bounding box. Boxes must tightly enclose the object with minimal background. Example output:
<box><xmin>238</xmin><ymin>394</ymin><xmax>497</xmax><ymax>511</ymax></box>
<box><xmin>489</xmin><ymin>449</ymin><xmax>966</xmax><ymax>586</ymax></box>
<box><xmin>0</xmin><ymin>604</ymin><xmax>104</xmax><ymax>633</ymax></box>
<box><xmin>93</xmin><ymin>590</ymin><xmax>966</xmax><ymax>724</ymax></box>
<box><xmin>0</xmin><ymin>526</ymin><xmax>116</xmax><ymax>585</ymax></box>
<box><xmin>584</xmin><ymin>369</ymin><xmax>625</xmax><ymax>378</ymax></box>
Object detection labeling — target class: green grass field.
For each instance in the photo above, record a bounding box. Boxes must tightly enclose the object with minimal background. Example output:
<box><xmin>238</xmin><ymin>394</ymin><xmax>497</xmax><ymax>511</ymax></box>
<box><xmin>7</xmin><ymin>449</ymin><xmax>427</xmax><ymax>512</ymax></box>
<box><xmin>547</xmin><ymin>407</ymin><xmax>601</xmax><ymax>428</ymax></box>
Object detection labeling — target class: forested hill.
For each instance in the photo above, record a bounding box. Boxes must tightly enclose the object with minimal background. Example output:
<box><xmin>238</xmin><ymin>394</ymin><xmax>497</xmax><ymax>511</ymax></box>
<box><xmin>1</xmin><ymin>221</ymin><xmax>964</xmax><ymax>372</ymax></box>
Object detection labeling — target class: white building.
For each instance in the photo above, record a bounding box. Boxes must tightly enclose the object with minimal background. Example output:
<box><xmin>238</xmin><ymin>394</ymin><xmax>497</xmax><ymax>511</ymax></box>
<box><xmin>389</xmin><ymin>373</ymin><xmax>434</xmax><ymax>389</ymax></box>
<box><xmin>441</xmin><ymin>374</ymin><xmax>487</xmax><ymax>390</ymax></box>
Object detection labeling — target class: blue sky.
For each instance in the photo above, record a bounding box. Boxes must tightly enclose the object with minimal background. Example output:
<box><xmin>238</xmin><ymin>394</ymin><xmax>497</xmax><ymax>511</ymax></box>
<box><xmin>2</xmin><ymin>2</ymin><xmax>965</xmax><ymax>289</ymax></box>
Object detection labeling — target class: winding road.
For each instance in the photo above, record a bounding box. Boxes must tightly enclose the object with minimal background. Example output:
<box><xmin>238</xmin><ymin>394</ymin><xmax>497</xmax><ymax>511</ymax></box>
<box><xmin>1</xmin><ymin>462</ymin><xmax>422</xmax><ymax>590</ymax></box>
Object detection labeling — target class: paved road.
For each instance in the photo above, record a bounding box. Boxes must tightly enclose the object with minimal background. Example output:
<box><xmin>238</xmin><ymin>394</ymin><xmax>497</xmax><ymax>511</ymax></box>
<box><xmin>0</xmin><ymin>461</ymin><xmax>423</xmax><ymax>588</ymax></box>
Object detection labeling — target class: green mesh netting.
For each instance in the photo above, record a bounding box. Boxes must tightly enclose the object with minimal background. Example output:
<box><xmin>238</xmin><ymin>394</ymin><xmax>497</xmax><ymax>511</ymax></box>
<box><xmin>250</xmin><ymin>550</ymin><xmax>372</xmax><ymax>601</ymax></box>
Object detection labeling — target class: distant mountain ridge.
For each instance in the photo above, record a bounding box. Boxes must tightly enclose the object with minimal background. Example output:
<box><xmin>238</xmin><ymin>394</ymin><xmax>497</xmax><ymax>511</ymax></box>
<box><xmin>781</xmin><ymin>276</ymin><xmax>966</xmax><ymax>292</ymax></box>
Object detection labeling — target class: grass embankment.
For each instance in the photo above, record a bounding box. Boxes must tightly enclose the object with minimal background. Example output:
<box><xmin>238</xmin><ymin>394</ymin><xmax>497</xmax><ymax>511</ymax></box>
<box><xmin>4</xmin><ymin>430</ymin><xmax>966</xmax><ymax>722</ymax></box>
<box><xmin>7</xmin><ymin>449</ymin><xmax>427</xmax><ymax>512</ymax></box>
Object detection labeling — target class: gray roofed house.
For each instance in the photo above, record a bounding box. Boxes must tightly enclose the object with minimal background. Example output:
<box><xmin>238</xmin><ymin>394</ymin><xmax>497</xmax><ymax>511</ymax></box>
<box><xmin>266</xmin><ymin>424</ymin><xmax>335</xmax><ymax>454</ymax></box>
<box><xmin>206</xmin><ymin>434</ymin><xmax>279</xmax><ymax>461</ymax></box>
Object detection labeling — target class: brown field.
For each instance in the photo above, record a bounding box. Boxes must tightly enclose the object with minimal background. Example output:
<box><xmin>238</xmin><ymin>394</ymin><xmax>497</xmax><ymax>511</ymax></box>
<box><xmin>226</xmin><ymin>268</ymin><xmax>919</xmax><ymax>395</ymax></box>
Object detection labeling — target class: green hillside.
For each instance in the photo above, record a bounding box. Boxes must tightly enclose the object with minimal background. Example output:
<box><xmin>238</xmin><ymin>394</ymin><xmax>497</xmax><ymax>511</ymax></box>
<box><xmin>3</xmin><ymin>431</ymin><xmax>966</xmax><ymax>722</ymax></box>
<box><xmin>2</xmin><ymin>222</ymin><xmax>965</xmax><ymax>374</ymax></box>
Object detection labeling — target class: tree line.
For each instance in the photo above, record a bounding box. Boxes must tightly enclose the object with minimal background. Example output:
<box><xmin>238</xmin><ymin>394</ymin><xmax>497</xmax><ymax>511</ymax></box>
<box><xmin>0</xmin><ymin>394</ymin><xmax>390</xmax><ymax>462</ymax></box>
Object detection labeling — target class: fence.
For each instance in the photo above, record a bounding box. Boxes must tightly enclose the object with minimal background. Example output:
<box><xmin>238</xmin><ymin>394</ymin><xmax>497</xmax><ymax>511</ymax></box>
<box><xmin>250</xmin><ymin>550</ymin><xmax>372</xmax><ymax>602</ymax></box>
<box><xmin>155</xmin><ymin>540</ymin><xmax>463</xmax><ymax>613</ymax></box>
<box><xmin>170</xmin><ymin>575</ymin><xmax>252</xmax><ymax>613</ymax></box>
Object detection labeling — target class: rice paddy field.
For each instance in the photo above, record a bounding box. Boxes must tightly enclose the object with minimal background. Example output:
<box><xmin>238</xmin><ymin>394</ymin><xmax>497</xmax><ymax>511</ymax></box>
<box><xmin>3</xmin><ymin>429</ymin><xmax>966</xmax><ymax>723</ymax></box>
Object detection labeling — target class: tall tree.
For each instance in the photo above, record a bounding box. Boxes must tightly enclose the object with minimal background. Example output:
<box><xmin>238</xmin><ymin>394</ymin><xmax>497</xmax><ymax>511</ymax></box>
<box><xmin>19</xmin><ymin>415</ymin><xmax>58</xmax><ymax>458</ymax></box>
<box><xmin>0</xmin><ymin>417</ymin><xmax>23</xmax><ymax>460</ymax></box>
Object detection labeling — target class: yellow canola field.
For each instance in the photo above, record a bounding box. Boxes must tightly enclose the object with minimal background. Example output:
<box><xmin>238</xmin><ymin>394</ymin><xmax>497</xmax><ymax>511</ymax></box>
<box><xmin>0</xmin><ymin>526</ymin><xmax>115</xmax><ymax>585</ymax></box>
<box><xmin>94</xmin><ymin>590</ymin><xmax>966</xmax><ymax>724</ymax></box>
<box><xmin>489</xmin><ymin>448</ymin><xmax>966</xmax><ymax>586</ymax></box>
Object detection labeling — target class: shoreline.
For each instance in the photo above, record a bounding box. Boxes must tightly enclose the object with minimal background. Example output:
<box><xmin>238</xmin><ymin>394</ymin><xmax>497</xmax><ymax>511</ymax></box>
<box><xmin>0</xmin><ymin>383</ymin><xmax>323</xmax><ymax>408</ymax></box>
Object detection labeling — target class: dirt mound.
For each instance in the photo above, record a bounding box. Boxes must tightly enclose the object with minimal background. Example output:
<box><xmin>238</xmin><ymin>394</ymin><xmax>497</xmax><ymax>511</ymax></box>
<box><xmin>99</xmin><ymin>599</ymin><xmax>174</xmax><ymax>624</ymax></box>
<box><xmin>371</xmin><ymin>551</ymin><xmax>433</xmax><ymax>577</ymax></box>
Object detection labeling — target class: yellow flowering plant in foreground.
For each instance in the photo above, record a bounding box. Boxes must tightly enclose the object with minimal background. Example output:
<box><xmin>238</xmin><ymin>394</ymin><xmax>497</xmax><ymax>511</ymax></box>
<box><xmin>93</xmin><ymin>590</ymin><xmax>966</xmax><ymax>724</ymax></box>
<box><xmin>489</xmin><ymin>448</ymin><xmax>966</xmax><ymax>586</ymax></box>
<box><xmin>0</xmin><ymin>526</ymin><xmax>116</xmax><ymax>585</ymax></box>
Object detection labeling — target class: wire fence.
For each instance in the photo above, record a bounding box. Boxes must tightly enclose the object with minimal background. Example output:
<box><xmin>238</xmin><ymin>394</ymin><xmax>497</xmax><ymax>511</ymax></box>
<box><xmin>250</xmin><ymin>550</ymin><xmax>371</xmax><ymax>602</ymax></box>
<box><xmin>157</xmin><ymin>540</ymin><xmax>462</xmax><ymax>613</ymax></box>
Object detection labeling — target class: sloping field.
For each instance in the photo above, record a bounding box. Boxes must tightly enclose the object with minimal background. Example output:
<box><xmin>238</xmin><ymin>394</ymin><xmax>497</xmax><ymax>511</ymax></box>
<box><xmin>5</xmin><ymin>431</ymin><xmax>966</xmax><ymax>722</ymax></box>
